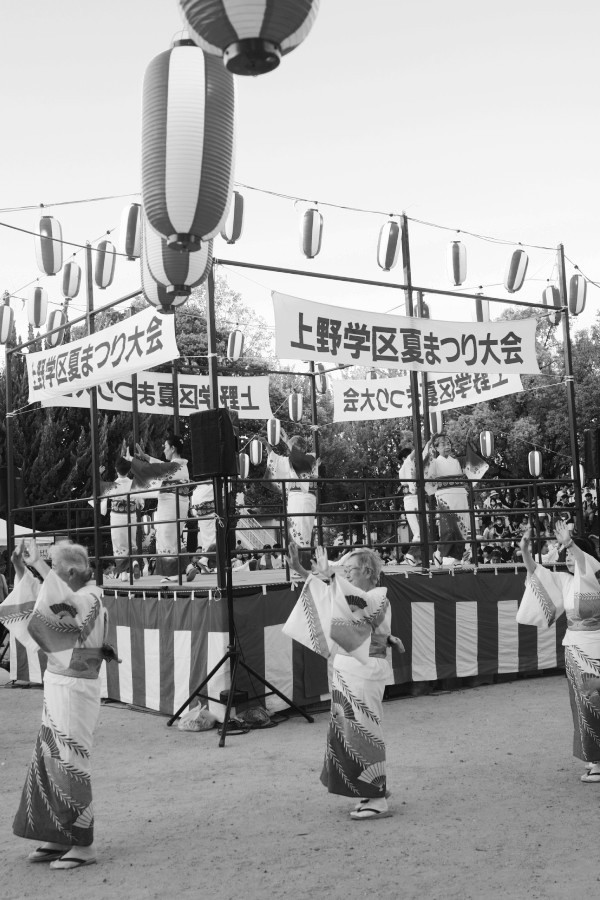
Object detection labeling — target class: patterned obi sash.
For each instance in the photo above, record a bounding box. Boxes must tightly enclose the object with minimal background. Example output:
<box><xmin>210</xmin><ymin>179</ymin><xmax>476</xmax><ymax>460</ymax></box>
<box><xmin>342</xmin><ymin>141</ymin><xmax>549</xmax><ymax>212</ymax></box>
<box><xmin>190</xmin><ymin>502</ymin><xmax>215</xmax><ymax>517</ymax></box>
<box><xmin>47</xmin><ymin>648</ymin><xmax>106</xmax><ymax>680</ymax></box>
<box><xmin>112</xmin><ymin>499</ymin><xmax>137</xmax><ymax>515</ymax></box>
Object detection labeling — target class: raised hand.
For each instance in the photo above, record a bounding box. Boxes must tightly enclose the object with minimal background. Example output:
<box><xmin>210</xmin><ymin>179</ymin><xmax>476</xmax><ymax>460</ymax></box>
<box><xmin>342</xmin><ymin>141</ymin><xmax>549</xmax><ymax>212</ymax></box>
<box><xmin>11</xmin><ymin>541</ymin><xmax>26</xmax><ymax>579</ymax></box>
<box><xmin>519</xmin><ymin>527</ymin><xmax>531</xmax><ymax>553</ymax></box>
<box><xmin>554</xmin><ymin>519</ymin><xmax>571</xmax><ymax>546</ymax></box>
<box><xmin>313</xmin><ymin>545</ymin><xmax>333</xmax><ymax>578</ymax></box>
<box><xmin>23</xmin><ymin>539</ymin><xmax>41</xmax><ymax>566</ymax></box>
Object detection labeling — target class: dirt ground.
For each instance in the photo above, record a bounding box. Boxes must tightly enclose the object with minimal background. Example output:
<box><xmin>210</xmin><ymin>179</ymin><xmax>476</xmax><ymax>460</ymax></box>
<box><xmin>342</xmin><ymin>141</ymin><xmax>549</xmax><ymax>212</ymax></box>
<box><xmin>2</xmin><ymin>673</ymin><xmax>600</xmax><ymax>900</ymax></box>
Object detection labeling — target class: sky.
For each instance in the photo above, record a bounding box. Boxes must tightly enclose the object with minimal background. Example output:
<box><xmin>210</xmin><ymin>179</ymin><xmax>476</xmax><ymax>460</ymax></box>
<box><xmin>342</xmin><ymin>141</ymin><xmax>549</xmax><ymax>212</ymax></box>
<box><xmin>1</xmin><ymin>0</ymin><xmax>599</xmax><ymax>358</ymax></box>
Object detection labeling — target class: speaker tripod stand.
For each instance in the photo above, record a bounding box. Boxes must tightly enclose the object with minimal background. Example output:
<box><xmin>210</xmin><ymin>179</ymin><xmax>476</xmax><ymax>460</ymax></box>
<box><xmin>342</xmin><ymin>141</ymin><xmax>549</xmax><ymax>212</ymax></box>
<box><xmin>167</xmin><ymin>473</ymin><xmax>314</xmax><ymax>746</ymax></box>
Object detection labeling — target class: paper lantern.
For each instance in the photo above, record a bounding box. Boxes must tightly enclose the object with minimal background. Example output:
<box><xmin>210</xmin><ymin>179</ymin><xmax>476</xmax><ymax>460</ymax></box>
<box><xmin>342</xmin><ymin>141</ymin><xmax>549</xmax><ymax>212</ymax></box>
<box><xmin>267</xmin><ymin>418</ymin><xmax>281</xmax><ymax>446</ymax></box>
<box><xmin>0</xmin><ymin>293</ymin><xmax>14</xmax><ymax>345</ymax></box>
<box><xmin>475</xmin><ymin>297</ymin><xmax>490</xmax><ymax>322</ymax></box>
<box><xmin>220</xmin><ymin>191</ymin><xmax>244</xmax><ymax>244</ymax></box>
<box><xmin>315</xmin><ymin>362</ymin><xmax>327</xmax><ymax>394</ymax></box>
<box><xmin>120</xmin><ymin>202</ymin><xmax>142</xmax><ymax>260</ymax></box>
<box><xmin>300</xmin><ymin>207</ymin><xmax>323</xmax><ymax>259</ymax></box>
<box><xmin>238</xmin><ymin>452</ymin><xmax>250</xmax><ymax>479</ymax></box>
<box><xmin>249</xmin><ymin>439</ymin><xmax>263</xmax><ymax>466</ymax></box>
<box><xmin>62</xmin><ymin>260</ymin><xmax>81</xmax><ymax>299</ymax></box>
<box><xmin>447</xmin><ymin>241</ymin><xmax>466</xmax><ymax>286</ymax></box>
<box><xmin>46</xmin><ymin>308</ymin><xmax>67</xmax><ymax>348</ymax></box>
<box><xmin>429</xmin><ymin>411</ymin><xmax>443</xmax><ymax>435</ymax></box>
<box><xmin>504</xmin><ymin>248</ymin><xmax>529</xmax><ymax>293</ymax></box>
<box><xmin>143</xmin><ymin>214</ymin><xmax>213</xmax><ymax>295</ymax></box>
<box><xmin>141</xmin><ymin>246</ymin><xmax>187</xmax><ymax>313</ymax></box>
<box><xmin>570</xmin><ymin>464</ymin><xmax>584</xmax><ymax>484</ymax></box>
<box><xmin>179</xmin><ymin>0</ymin><xmax>320</xmax><ymax>76</ymax></box>
<box><xmin>479</xmin><ymin>430</ymin><xmax>494</xmax><ymax>458</ymax></box>
<box><xmin>289</xmin><ymin>392</ymin><xmax>303</xmax><ymax>422</ymax></box>
<box><xmin>95</xmin><ymin>240</ymin><xmax>116</xmax><ymax>289</ymax></box>
<box><xmin>227</xmin><ymin>329</ymin><xmax>244</xmax><ymax>361</ymax></box>
<box><xmin>377</xmin><ymin>219</ymin><xmax>400</xmax><ymax>271</ymax></box>
<box><xmin>528</xmin><ymin>450</ymin><xmax>542</xmax><ymax>478</ymax></box>
<box><xmin>27</xmin><ymin>286</ymin><xmax>48</xmax><ymax>328</ymax></box>
<box><xmin>542</xmin><ymin>285</ymin><xmax>561</xmax><ymax>326</ymax></box>
<box><xmin>35</xmin><ymin>215</ymin><xmax>63</xmax><ymax>276</ymax></box>
<box><xmin>569</xmin><ymin>274</ymin><xmax>587</xmax><ymax>316</ymax></box>
<box><xmin>142</xmin><ymin>40</ymin><xmax>235</xmax><ymax>252</ymax></box>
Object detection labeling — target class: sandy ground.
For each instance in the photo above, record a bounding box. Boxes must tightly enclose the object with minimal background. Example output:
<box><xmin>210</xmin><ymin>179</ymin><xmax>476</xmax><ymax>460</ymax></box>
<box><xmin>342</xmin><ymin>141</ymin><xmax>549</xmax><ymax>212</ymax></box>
<box><xmin>2</xmin><ymin>673</ymin><xmax>600</xmax><ymax>900</ymax></box>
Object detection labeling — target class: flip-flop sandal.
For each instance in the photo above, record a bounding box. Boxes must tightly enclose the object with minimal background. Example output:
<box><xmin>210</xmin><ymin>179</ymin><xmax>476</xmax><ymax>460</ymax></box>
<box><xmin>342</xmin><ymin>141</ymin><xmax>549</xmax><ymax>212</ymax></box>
<box><xmin>354</xmin><ymin>789</ymin><xmax>392</xmax><ymax>810</ymax></box>
<box><xmin>28</xmin><ymin>847</ymin><xmax>70</xmax><ymax>863</ymax></box>
<box><xmin>350</xmin><ymin>807</ymin><xmax>393</xmax><ymax>820</ymax></box>
<box><xmin>50</xmin><ymin>856</ymin><xmax>97</xmax><ymax>870</ymax></box>
<box><xmin>581</xmin><ymin>769</ymin><xmax>600</xmax><ymax>782</ymax></box>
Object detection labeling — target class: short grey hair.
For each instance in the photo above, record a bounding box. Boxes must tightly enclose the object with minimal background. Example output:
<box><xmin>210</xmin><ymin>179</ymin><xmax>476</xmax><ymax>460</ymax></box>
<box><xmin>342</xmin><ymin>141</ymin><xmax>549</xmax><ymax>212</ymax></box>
<box><xmin>50</xmin><ymin>541</ymin><xmax>93</xmax><ymax>581</ymax></box>
<box><xmin>344</xmin><ymin>548</ymin><xmax>383</xmax><ymax>583</ymax></box>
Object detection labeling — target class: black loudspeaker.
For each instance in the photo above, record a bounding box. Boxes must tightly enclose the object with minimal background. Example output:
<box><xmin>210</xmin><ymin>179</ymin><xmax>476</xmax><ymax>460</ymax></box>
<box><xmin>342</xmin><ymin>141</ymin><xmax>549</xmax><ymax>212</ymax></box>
<box><xmin>584</xmin><ymin>428</ymin><xmax>600</xmax><ymax>478</ymax></box>
<box><xmin>189</xmin><ymin>409</ymin><xmax>238</xmax><ymax>478</ymax></box>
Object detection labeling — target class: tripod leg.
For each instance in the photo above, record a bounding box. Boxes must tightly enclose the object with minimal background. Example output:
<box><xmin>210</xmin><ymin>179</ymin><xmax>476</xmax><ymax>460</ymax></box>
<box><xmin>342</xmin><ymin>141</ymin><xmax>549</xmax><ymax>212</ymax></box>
<box><xmin>166</xmin><ymin>650</ymin><xmax>233</xmax><ymax>726</ymax></box>
<box><xmin>239</xmin><ymin>659</ymin><xmax>314</xmax><ymax>723</ymax></box>
<box><xmin>218</xmin><ymin>651</ymin><xmax>240</xmax><ymax>748</ymax></box>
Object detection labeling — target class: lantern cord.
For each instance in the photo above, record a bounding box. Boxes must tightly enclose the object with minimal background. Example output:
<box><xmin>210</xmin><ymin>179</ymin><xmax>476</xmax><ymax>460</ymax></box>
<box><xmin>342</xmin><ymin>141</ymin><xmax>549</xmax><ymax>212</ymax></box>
<box><xmin>0</xmin><ymin>219</ymin><xmax>133</xmax><ymax>258</ymax></box>
<box><xmin>564</xmin><ymin>255</ymin><xmax>600</xmax><ymax>290</ymax></box>
<box><xmin>0</xmin><ymin>192</ymin><xmax>140</xmax><ymax>214</ymax></box>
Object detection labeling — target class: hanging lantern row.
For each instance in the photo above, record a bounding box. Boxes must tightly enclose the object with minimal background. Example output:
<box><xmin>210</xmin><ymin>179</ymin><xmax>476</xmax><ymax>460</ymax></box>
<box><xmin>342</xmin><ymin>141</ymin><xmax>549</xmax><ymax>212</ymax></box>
<box><xmin>528</xmin><ymin>450</ymin><xmax>542</xmax><ymax>478</ymax></box>
<box><xmin>62</xmin><ymin>260</ymin><xmax>81</xmax><ymax>299</ymax></box>
<box><xmin>479</xmin><ymin>430</ymin><xmax>494</xmax><ymax>458</ymax></box>
<box><xmin>227</xmin><ymin>329</ymin><xmax>244</xmax><ymax>361</ymax></box>
<box><xmin>119</xmin><ymin>202</ymin><xmax>142</xmax><ymax>261</ymax></box>
<box><xmin>27</xmin><ymin>286</ymin><xmax>48</xmax><ymax>328</ymax></box>
<box><xmin>289</xmin><ymin>392</ymin><xmax>303</xmax><ymax>422</ymax></box>
<box><xmin>249</xmin><ymin>439</ymin><xmax>263</xmax><ymax>466</ymax></box>
<box><xmin>141</xmin><ymin>245</ymin><xmax>187</xmax><ymax>313</ymax></box>
<box><xmin>178</xmin><ymin>0</ymin><xmax>321</xmax><ymax>76</ymax></box>
<box><xmin>94</xmin><ymin>240</ymin><xmax>116</xmax><ymax>289</ymax></box>
<box><xmin>0</xmin><ymin>292</ymin><xmax>14</xmax><ymax>344</ymax></box>
<box><xmin>238</xmin><ymin>452</ymin><xmax>250</xmax><ymax>479</ymax></box>
<box><xmin>267</xmin><ymin>417</ymin><xmax>281</xmax><ymax>446</ymax></box>
<box><xmin>142</xmin><ymin>39</ymin><xmax>235</xmax><ymax>253</ymax></box>
<box><xmin>46</xmin><ymin>307</ymin><xmax>67</xmax><ymax>348</ymax></box>
<box><xmin>220</xmin><ymin>190</ymin><xmax>244</xmax><ymax>244</ymax></box>
<box><xmin>143</xmin><ymin>213</ymin><xmax>212</xmax><ymax>297</ymax></box>
<box><xmin>504</xmin><ymin>248</ymin><xmax>528</xmax><ymax>293</ymax></box>
<box><xmin>35</xmin><ymin>215</ymin><xmax>63</xmax><ymax>277</ymax></box>
<box><xmin>542</xmin><ymin>285</ymin><xmax>561</xmax><ymax>326</ymax></box>
<box><xmin>475</xmin><ymin>296</ymin><xmax>490</xmax><ymax>323</ymax></box>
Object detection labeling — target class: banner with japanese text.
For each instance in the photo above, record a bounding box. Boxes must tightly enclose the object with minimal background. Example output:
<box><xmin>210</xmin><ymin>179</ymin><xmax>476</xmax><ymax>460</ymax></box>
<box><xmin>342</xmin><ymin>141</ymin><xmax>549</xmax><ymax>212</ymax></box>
<box><xmin>27</xmin><ymin>307</ymin><xmax>179</xmax><ymax>403</ymax></box>
<box><xmin>333</xmin><ymin>372</ymin><xmax>522</xmax><ymax>422</ymax></box>
<box><xmin>273</xmin><ymin>292</ymin><xmax>540</xmax><ymax>374</ymax></box>
<box><xmin>42</xmin><ymin>373</ymin><xmax>272</xmax><ymax>420</ymax></box>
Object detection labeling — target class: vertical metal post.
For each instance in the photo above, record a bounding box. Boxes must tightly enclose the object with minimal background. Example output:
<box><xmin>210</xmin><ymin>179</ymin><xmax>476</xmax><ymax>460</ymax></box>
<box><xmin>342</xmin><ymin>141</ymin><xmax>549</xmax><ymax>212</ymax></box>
<box><xmin>557</xmin><ymin>244</ymin><xmax>584</xmax><ymax>535</ymax></box>
<box><xmin>5</xmin><ymin>347</ymin><xmax>15</xmax><ymax>570</ymax></box>
<box><xmin>308</xmin><ymin>362</ymin><xmax>323</xmax><ymax>546</ymax></box>
<box><xmin>206</xmin><ymin>266</ymin><xmax>227</xmax><ymax>593</ymax></box>
<box><xmin>416</xmin><ymin>291</ymin><xmax>431</xmax><ymax>441</ymax></box>
<box><xmin>85</xmin><ymin>243</ymin><xmax>103</xmax><ymax>585</ymax></box>
<box><xmin>400</xmin><ymin>213</ymin><xmax>430</xmax><ymax>568</ymax></box>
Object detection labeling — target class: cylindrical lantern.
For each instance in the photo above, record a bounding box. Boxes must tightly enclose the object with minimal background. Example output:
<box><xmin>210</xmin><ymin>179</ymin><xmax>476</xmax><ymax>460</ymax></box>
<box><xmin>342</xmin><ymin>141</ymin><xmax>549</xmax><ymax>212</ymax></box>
<box><xmin>429</xmin><ymin>411</ymin><xmax>443</xmax><ymax>435</ymax></box>
<box><xmin>220</xmin><ymin>191</ymin><xmax>244</xmax><ymax>244</ymax></box>
<box><xmin>27</xmin><ymin>286</ymin><xmax>48</xmax><ymax>328</ymax></box>
<box><xmin>315</xmin><ymin>362</ymin><xmax>327</xmax><ymax>394</ymax></box>
<box><xmin>542</xmin><ymin>285</ymin><xmax>561</xmax><ymax>326</ymax></box>
<box><xmin>95</xmin><ymin>240</ymin><xmax>116</xmax><ymax>289</ymax></box>
<box><xmin>475</xmin><ymin>296</ymin><xmax>490</xmax><ymax>322</ymax></box>
<box><xmin>227</xmin><ymin>329</ymin><xmax>244</xmax><ymax>361</ymax></box>
<box><xmin>249</xmin><ymin>439</ymin><xmax>263</xmax><ymax>466</ymax></box>
<box><xmin>238</xmin><ymin>452</ymin><xmax>250</xmax><ymax>480</ymax></box>
<box><xmin>179</xmin><ymin>0</ymin><xmax>321</xmax><ymax>76</ymax></box>
<box><xmin>568</xmin><ymin>274</ymin><xmax>587</xmax><ymax>316</ymax></box>
<box><xmin>300</xmin><ymin>207</ymin><xmax>323</xmax><ymax>259</ymax></box>
<box><xmin>46</xmin><ymin>308</ymin><xmax>67</xmax><ymax>349</ymax></box>
<box><xmin>528</xmin><ymin>450</ymin><xmax>542</xmax><ymax>478</ymax></box>
<box><xmin>570</xmin><ymin>464</ymin><xmax>584</xmax><ymax>484</ymax></box>
<box><xmin>119</xmin><ymin>202</ymin><xmax>142</xmax><ymax>260</ymax></box>
<box><xmin>267</xmin><ymin>418</ymin><xmax>281</xmax><ymax>446</ymax></box>
<box><xmin>141</xmin><ymin>247</ymin><xmax>187</xmax><ymax>313</ymax></box>
<box><xmin>142</xmin><ymin>40</ymin><xmax>235</xmax><ymax>252</ymax></box>
<box><xmin>377</xmin><ymin>219</ymin><xmax>400</xmax><ymax>271</ymax></box>
<box><xmin>143</xmin><ymin>213</ymin><xmax>213</xmax><ymax>295</ymax></box>
<box><xmin>289</xmin><ymin>392</ymin><xmax>303</xmax><ymax>422</ymax></box>
<box><xmin>504</xmin><ymin>248</ymin><xmax>529</xmax><ymax>293</ymax></box>
<box><xmin>0</xmin><ymin>293</ymin><xmax>14</xmax><ymax>345</ymax></box>
<box><xmin>35</xmin><ymin>215</ymin><xmax>63</xmax><ymax>276</ymax></box>
<box><xmin>415</xmin><ymin>293</ymin><xmax>430</xmax><ymax>318</ymax></box>
<box><xmin>62</xmin><ymin>260</ymin><xmax>82</xmax><ymax>298</ymax></box>
<box><xmin>479</xmin><ymin>430</ymin><xmax>494</xmax><ymax>458</ymax></box>
<box><xmin>447</xmin><ymin>240</ymin><xmax>467</xmax><ymax>286</ymax></box>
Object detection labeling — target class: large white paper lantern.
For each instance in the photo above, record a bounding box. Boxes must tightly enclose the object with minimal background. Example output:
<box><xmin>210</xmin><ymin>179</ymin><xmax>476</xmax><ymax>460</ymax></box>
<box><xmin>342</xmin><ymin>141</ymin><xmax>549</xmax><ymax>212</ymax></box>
<box><xmin>542</xmin><ymin>285</ymin><xmax>561</xmax><ymax>326</ymax></box>
<box><xmin>267</xmin><ymin>418</ymin><xmax>281</xmax><ymax>446</ymax></box>
<box><xmin>179</xmin><ymin>0</ymin><xmax>321</xmax><ymax>75</ymax></box>
<box><xmin>447</xmin><ymin>241</ymin><xmax>467</xmax><ymax>286</ymax></box>
<box><xmin>220</xmin><ymin>190</ymin><xmax>244</xmax><ymax>244</ymax></box>
<box><xmin>95</xmin><ymin>240</ymin><xmax>116</xmax><ymax>289</ymax></box>
<box><xmin>62</xmin><ymin>260</ymin><xmax>82</xmax><ymax>299</ymax></box>
<box><xmin>143</xmin><ymin>214</ymin><xmax>212</xmax><ymax>295</ymax></box>
<box><xmin>249</xmin><ymin>439</ymin><xmax>263</xmax><ymax>466</ymax></box>
<box><xmin>46</xmin><ymin>308</ymin><xmax>67</xmax><ymax>348</ymax></box>
<box><xmin>504</xmin><ymin>248</ymin><xmax>529</xmax><ymax>293</ymax></box>
<box><xmin>120</xmin><ymin>202</ymin><xmax>142</xmax><ymax>260</ymax></box>
<box><xmin>141</xmin><ymin>245</ymin><xmax>187</xmax><ymax>313</ymax></box>
<box><xmin>377</xmin><ymin>219</ymin><xmax>400</xmax><ymax>271</ymax></box>
<box><xmin>35</xmin><ymin>215</ymin><xmax>63</xmax><ymax>276</ymax></box>
<box><xmin>27</xmin><ymin>286</ymin><xmax>48</xmax><ymax>328</ymax></box>
<box><xmin>238</xmin><ymin>452</ymin><xmax>250</xmax><ymax>479</ymax></box>
<box><xmin>569</xmin><ymin>274</ymin><xmax>587</xmax><ymax>316</ymax></box>
<box><xmin>142</xmin><ymin>40</ymin><xmax>235</xmax><ymax>252</ymax></box>
<box><xmin>227</xmin><ymin>329</ymin><xmax>244</xmax><ymax>361</ymax></box>
<box><xmin>300</xmin><ymin>207</ymin><xmax>323</xmax><ymax>259</ymax></box>
<box><xmin>479</xmin><ymin>430</ymin><xmax>494</xmax><ymax>458</ymax></box>
<box><xmin>528</xmin><ymin>450</ymin><xmax>542</xmax><ymax>478</ymax></box>
<box><xmin>289</xmin><ymin>392</ymin><xmax>303</xmax><ymax>422</ymax></box>
<box><xmin>0</xmin><ymin>293</ymin><xmax>14</xmax><ymax>345</ymax></box>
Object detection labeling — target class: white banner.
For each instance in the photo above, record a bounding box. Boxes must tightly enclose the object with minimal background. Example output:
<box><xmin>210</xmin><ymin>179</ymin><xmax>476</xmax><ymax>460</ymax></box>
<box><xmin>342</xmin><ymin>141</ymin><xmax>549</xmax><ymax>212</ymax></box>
<box><xmin>42</xmin><ymin>373</ymin><xmax>273</xmax><ymax>420</ymax></box>
<box><xmin>27</xmin><ymin>307</ymin><xmax>179</xmax><ymax>403</ymax></box>
<box><xmin>273</xmin><ymin>292</ymin><xmax>540</xmax><ymax>374</ymax></box>
<box><xmin>333</xmin><ymin>372</ymin><xmax>523</xmax><ymax>422</ymax></box>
